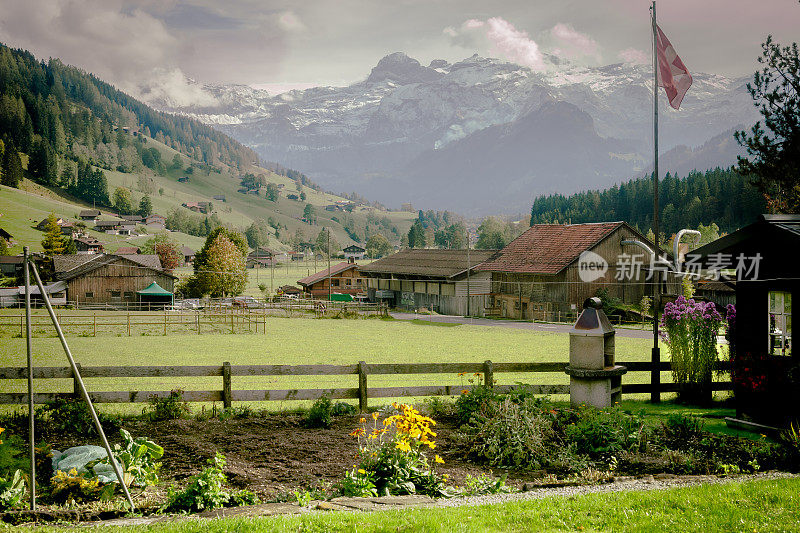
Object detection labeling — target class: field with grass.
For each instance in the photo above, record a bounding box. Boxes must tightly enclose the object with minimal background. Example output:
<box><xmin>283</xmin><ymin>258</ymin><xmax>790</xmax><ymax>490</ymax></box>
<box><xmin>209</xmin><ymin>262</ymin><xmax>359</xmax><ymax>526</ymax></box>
<box><xmin>26</xmin><ymin>477</ymin><xmax>800</xmax><ymax>532</ymax></box>
<box><xmin>0</xmin><ymin>316</ymin><xmax>708</xmax><ymax>415</ymax></box>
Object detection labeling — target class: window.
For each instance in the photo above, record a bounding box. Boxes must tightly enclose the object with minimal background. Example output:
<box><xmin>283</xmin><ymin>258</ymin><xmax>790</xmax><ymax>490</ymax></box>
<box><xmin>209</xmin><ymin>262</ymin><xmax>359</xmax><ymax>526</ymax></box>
<box><xmin>332</xmin><ymin>279</ymin><xmax>340</xmax><ymax>287</ymax></box>
<box><xmin>110</xmin><ymin>290</ymin><xmax>121</xmax><ymax>298</ymax></box>
<box><xmin>124</xmin><ymin>291</ymin><xmax>134</xmax><ymax>298</ymax></box>
<box><xmin>85</xmin><ymin>292</ymin><xmax>93</xmax><ymax>298</ymax></box>
<box><xmin>769</xmin><ymin>291</ymin><xmax>792</xmax><ymax>356</ymax></box>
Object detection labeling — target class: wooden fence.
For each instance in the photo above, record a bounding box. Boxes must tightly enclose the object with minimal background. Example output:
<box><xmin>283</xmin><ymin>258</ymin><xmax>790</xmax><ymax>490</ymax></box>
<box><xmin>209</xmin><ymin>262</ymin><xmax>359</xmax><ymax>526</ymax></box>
<box><xmin>0</xmin><ymin>360</ymin><xmax>733</xmax><ymax>410</ymax></box>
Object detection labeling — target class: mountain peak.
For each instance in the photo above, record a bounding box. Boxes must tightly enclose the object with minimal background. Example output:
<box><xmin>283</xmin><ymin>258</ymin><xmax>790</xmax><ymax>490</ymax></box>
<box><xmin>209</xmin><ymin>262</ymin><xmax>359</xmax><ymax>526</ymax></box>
<box><xmin>367</xmin><ymin>52</ymin><xmax>443</xmax><ymax>84</ymax></box>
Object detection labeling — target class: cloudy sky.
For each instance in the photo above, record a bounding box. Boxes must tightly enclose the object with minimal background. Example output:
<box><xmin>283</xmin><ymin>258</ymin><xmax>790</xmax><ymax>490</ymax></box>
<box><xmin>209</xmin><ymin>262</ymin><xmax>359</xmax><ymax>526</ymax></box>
<box><xmin>1</xmin><ymin>0</ymin><xmax>797</xmax><ymax>104</ymax></box>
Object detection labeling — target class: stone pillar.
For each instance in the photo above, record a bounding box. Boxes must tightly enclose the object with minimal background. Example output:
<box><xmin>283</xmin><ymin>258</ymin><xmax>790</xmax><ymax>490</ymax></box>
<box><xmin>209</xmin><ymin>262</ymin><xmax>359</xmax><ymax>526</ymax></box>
<box><xmin>565</xmin><ymin>297</ymin><xmax>627</xmax><ymax>408</ymax></box>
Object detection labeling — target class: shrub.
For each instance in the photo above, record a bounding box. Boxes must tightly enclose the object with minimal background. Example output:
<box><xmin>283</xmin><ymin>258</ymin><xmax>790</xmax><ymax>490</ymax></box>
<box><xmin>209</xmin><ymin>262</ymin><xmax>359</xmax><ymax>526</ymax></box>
<box><xmin>145</xmin><ymin>390</ymin><xmax>190</xmax><ymax>421</ymax></box>
<box><xmin>304</xmin><ymin>397</ymin><xmax>333</xmax><ymax>428</ymax></box>
<box><xmin>331</xmin><ymin>402</ymin><xmax>357</xmax><ymax>417</ymax></box>
<box><xmin>38</xmin><ymin>397</ymin><xmax>119</xmax><ymax>437</ymax></box>
<box><xmin>458</xmin><ymin>397</ymin><xmax>557</xmax><ymax>469</ymax></box>
<box><xmin>564</xmin><ymin>406</ymin><xmax>647</xmax><ymax>458</ymax></box>
<box><xmin>661</xmin><ymin>413</ymin><xmax>705</xmax><ymax>445</ymax></box>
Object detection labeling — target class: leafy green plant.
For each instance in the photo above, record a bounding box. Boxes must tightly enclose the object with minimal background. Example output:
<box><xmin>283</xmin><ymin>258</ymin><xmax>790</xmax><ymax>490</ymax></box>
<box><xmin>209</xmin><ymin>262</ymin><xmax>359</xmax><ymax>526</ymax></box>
<box><xmin>565</xmin><ymin>406</ymin><xmax>647</xmax><ymax>458</ymax></box>
<box><xmin>340</xmin><ymin>467</ymin><xmax>378</xmax><ymax>497</ymax></box>
<box><xmin>164</xmin><ymin>452</ymin><xmax>258</xmax><ymax>513</ymax></box>
<box><xmin>294</xmin><ymin>490</ymin><xmax>312</xmax><ymax>507</ymax></box>
<box><xmin>0</xmin><ymin>469</ymin><xmax>26</xmax><ymax>510</ymax></box>
<box><xmin>89</xmin><ymin>429</ymin><xmax>163</xmax><ymax>488</ymax></box>
<box><xmin>331</xmin><ymin>402</ymin><xmax>357</xmax><ymax>417</ymax></box>
<box><xmin>145</xmin><ymin>390</ymin><xmax>190</xmax><ymax>421</ymax></box>
<box><xmin>662</xmin><ymin>413</ymin><xmax>705</xmax><ymax>444</ymax></box>
<box><xmin>38</xmin><ymin>397</ymin><xmax>118</xmax><ymax>437</ymax></box>
<box><xmin>459</xmin><ymin>473</ymin><xmax>514</xmax><ymax>496</ymax></box>
<box><xmin>304</xmin><ymin>397</ymin><xmax>333</xmax><ymax>428</ymax></box>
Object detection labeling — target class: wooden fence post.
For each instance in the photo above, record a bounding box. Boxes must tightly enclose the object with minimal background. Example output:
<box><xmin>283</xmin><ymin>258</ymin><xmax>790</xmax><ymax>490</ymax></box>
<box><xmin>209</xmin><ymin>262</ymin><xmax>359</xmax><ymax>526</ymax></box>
<box><xmin>358</xmin><ymin>361</ymin><xmax>368</xmax><ymax>412</ymax></box>
<box><xmin>196</xmin><ymin>312</ymin><xmax>200</xmax><ymax>335</ymax></box>
<box><xmin>231</xmin><ymin>312</ymin><xmax>234</xmax><ymax>334</ymax></box>
<box><xmin>222</xmin><ymin>361</ymin><xmax>232</xmax><ymax>409</ymax></box>
<box><xmin>164</xmin><ymin>310</ymin><xmax>168</xmax><ymax>336</ymax></box>
<box><xmin>93</xmin><ymin>313</ymin><xmax>96</xmax><ymax>337</ymax></box>
<box><xmin>127</xmin><ymin>313</ymin><xmax>131</xmax><ymax>336</ymax></box>
<box><xmin>20</xmin><ymin>315</ymin><xmax>23</xmax><ymax>337</ymax></box>
<box><xmin>483</xmin><ymin>360</ymin><xmax>494</xmax><ymax>389</ymax></box>
<box><xmin>73</xmin><ymin>363</ymin><xmax>82</xmax><ymax>398</ymax></box>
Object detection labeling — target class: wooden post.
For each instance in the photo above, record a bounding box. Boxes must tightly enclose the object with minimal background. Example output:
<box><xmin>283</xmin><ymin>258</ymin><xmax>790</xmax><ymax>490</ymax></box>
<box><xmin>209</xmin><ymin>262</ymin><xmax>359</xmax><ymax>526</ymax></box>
<box><xmin>222</xmin><ymin>361</ymin><xmax>232</xmax><ymax>409</ymax></box>
<box><xmin>263</xmin><ymin>312</ymin><xmax>266</xmax><ymax>335</ymax></box>
<box><xmin>196</xmin><ymin>312</ymin><xmax>200</xmax><ymax>335</ymax></box>
<box><xmin>358</xmin><ymin>361</ymin><xmax>368</xmax><ymax>412</ymax></box>
<box><xmin>164</xmin><ymin>310</ymin><xmax>167</xmax><ymax>336</ymax></box>
<box><xmin>20</xmin><ymin>315</ymin><xmax>23</xmax><ymax>337</ymax></box>
<box><xmin>127</xmin><ymin>313</ymin><xmax>131</xmax><ymax>336</ymax></box>
<box><xmin>93</xmin><ymin>313</ymin><xmax>96</xmax><ymax>337</ymax></box>
<box><xmin>231</xmin><ymin>312</ymin><xmax>234</xmax><ymax>334</ymax></box>
<box><xmin>483</xmin><ymin>360</ymin><xmax>494</xmax><ymax>389</ymax></box>
<box><xmin>73</xmin><ymin>363</ymin><xmax>82</xmax><ymax>398</ymax></box>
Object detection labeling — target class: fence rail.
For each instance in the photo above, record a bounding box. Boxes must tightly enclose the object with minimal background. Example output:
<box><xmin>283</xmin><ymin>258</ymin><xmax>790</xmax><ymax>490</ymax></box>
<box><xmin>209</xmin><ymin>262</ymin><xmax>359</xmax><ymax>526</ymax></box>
<box><xmin>0</xmin><ymin>360</ymin><xmax>733</xmax><ymax>410</ymax></box>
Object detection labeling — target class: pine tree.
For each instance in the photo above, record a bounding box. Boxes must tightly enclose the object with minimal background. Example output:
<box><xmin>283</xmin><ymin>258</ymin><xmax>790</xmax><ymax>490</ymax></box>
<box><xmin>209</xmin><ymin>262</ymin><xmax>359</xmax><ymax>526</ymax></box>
<box><xmin>1</xmin><ymin>142</ymin><xmax>23</xmax><ymax>188</ymax></box>
<box><xmin>138</xmin><ymin>195</ymin><xmax>152</xmax><ymax>217</ymax></box>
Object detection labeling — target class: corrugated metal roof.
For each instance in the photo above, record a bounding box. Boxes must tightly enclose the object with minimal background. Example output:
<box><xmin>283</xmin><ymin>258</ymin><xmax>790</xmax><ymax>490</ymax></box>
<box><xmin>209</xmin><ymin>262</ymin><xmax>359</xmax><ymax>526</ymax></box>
<box><xmin>476</xmin><ymin>222</ymin><xmax>624</xmax><ymax>275</ymax></box>
<box><xmin>359</xmin><ymin>249</ymin><xmax>499</xmax><ymax>279</ymax></box>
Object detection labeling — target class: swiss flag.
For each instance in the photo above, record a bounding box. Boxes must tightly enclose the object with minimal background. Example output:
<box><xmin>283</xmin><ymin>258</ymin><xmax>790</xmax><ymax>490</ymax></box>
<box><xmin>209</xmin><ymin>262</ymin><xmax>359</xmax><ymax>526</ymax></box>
<box><xmin>655</xmin><ymin>25</ymin><xmax>692</xmax><ymax>110</ymax></box>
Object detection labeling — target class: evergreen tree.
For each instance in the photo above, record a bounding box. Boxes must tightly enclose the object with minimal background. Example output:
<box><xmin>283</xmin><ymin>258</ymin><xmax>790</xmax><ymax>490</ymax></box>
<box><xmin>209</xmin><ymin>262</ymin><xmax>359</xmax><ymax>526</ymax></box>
<box><xmin>265</xmin><ymin>183</ymin><xmax>279</xmax><ymax>201</ymax></box>
<box><xmin>28</xmin><ymin>138</ymin><xmax>58</xmax><ymax>185</ymax></box>
<box><xmin>407</xmin><ymin>220</ymin><xmax>426</xmax><ymax>248</ymax></box>
<box><xmin>303</xmin><ymin>203</ymin><xmax>317</xmax><ymax>224</ymax></box>
<box><xmin>1</xmin><ymin>142</ymin><xmax>23</xmax><ymax>188</ymax></box>
<box><xmin>315</xmin><ymin>228</ymin><xmax>340</xmax><ymax>257</ymax></box>
<box><xmin>138</xmin><ymin>195</ymin><xmax>152</xmax><ymax>217</ymax></box>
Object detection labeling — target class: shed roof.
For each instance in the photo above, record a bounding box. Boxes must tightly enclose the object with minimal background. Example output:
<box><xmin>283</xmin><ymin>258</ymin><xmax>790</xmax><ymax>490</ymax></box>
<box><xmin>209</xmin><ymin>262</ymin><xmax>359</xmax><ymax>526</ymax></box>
<box><xmin>137</xmin><ymin>281</ymin><xmax>173</xmax><ymax>295</ymax></box>
<box><xmin>476</xmin><ymin>222</ymin><xmax>625</xmax><ymax>275</ymax></box>
<box><xmin>692</xmin><ymin>214</ymin><xmax>800</xmax><ymax>261</ymax></box>
<box><xmin>359</xmin><ymin>249</ymin><xmax>498</xmax><ymax>279</ymax></box>
<box><xmin>115</xmin><ymin>246</ymin><xmax>140</xmax><ymax>254</ymax></box>
<box><xmin>297</xmin><ymin>262</ymin><xmax>358</xmax><ymax>287</ymax></box>
<box><xmin>54</xmin><ymin>254</ymin><xmax>172</xmax><ymax>281</ymax></box>
<box><xmin>79</xmin><ymin>210</ymin><xmax>101</xmax><ymax>217</ymax></box>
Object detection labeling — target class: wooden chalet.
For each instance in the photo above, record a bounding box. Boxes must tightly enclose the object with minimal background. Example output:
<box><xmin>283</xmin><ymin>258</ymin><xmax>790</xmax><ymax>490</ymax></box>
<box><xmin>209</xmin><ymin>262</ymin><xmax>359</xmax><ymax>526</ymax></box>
<box><xmin>693</xmin><ymin>214</ymin><xmax>798</xmax><ymax>424</ymax></box>
<box><xmin>476</xmin><ymin>222</ymin><xmax>663</xmax><ymax>321</ymax></box>
<box><xmin>0</xmin><ymin>255</ymin><xmax>24</xmax><ymax>278</ymax></box>
<box><xmin>74</xmin><ymin>237</ymin><xmax>105</xmax><ymax>254</ymax></box>
<box><xmin>79</xmin><ymin>210</ymin><xmax>101</xmax><ymax>221</ymax></box>
<box><xmin>53</xmin><ymin>253</ymin><xmax>175</xmax><ymax>306</ymax></box>
<box><xmin>180</xmin><ymin>246</ymin><xmax>195</xmax><ymax>265</ymax></box>
<box><xmin>343</xmin><ymin>245</ymin><xmax>366</xmax><ymax>260</ymax></box>
<box><xmin>36</xmin><ymin>217</ymin><xmax>66</xmax><ymax>230</ymax></box>
<box><xmin>0</xmin><ymin>228</ymin><xmax>15</xmax><ymax>246</ymax></box>
<box><xmin>359</xmin><ymin>249</ymin><xmax>498</xmax><ymax>315</ymax></box>
<box><xmin>297</xmin><ymin>261</ymin><xmax>364</xmax><ymax>299</ymax></box>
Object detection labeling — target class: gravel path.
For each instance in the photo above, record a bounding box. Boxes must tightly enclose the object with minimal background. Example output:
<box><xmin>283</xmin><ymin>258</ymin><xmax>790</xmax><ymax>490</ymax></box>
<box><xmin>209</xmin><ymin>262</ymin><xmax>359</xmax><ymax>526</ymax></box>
<box><xmin>429</xmin><ymin>471</ymin><xmax>797</xmax><ymax>509</ymax></box>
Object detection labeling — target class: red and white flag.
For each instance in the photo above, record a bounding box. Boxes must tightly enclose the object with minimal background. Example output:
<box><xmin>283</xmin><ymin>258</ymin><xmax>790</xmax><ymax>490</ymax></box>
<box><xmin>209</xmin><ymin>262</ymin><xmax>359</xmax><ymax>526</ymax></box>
<box><xmin>655</xmin><ymin>24</ymin><xmax>692</xmax><ymax>109</ymax></box>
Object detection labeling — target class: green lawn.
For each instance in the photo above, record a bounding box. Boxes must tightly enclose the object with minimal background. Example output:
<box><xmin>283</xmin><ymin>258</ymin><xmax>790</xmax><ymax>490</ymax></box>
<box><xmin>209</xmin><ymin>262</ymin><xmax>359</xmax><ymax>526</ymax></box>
<box><xmin>0</xmin><ymin>317</ymin><xmax>705</xmax><ymax>414</ymax></box>
<box><xmin>25</xmin><ymin>477</ymin><xmax>800</xmax><ymax>532</ymax></box>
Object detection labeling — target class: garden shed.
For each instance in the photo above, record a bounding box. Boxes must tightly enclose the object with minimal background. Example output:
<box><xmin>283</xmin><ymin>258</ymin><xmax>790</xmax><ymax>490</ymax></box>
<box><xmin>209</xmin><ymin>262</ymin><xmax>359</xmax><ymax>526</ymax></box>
<box><xmin>692</xmin><ymin>214</ymin><xmax>798</xmax><ymax>424</ymax></box>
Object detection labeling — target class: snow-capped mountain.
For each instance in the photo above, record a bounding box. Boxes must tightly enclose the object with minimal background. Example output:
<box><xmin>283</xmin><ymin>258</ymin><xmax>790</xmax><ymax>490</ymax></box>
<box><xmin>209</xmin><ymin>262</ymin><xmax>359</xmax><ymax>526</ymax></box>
<box><xmin>158</xmin><ymin>52</ymin><xmax>758</xmax><ymax>215</ymax></box>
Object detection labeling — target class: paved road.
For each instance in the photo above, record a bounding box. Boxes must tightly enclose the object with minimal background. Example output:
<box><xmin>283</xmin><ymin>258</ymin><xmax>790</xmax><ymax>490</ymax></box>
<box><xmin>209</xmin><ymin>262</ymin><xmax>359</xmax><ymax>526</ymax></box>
<box><xmin>390</xmin><ymin>312</ymin><xmax>656</xmax><ymax>339</ymax></box>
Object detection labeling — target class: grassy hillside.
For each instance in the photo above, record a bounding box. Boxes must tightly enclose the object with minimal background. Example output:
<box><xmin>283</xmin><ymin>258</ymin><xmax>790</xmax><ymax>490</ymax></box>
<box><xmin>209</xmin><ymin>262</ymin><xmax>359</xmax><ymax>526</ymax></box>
<box><xmin>1</xmin><ymin>131</ymin><xmax>414</xmax><ymax>255</ymax></box>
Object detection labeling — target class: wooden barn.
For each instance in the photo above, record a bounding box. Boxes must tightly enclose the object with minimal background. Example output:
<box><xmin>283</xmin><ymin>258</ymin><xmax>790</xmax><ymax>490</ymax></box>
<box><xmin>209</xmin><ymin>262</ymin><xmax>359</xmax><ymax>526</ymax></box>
<box><xmin>297</xmin><ymin>261</ymin><xmax>364</xmax><ymax>299</ymax></box>
<box><xmin>359</xmin><ymin>249</ymin><xmax>498</xmax><ymax>316</ymax></box>
<box><xmin>53</xmin><ymin>254</ymin><xmax>175</xmax><ymax>306</ymax></box>
<box><xmin>476</xmin><ymin>222</ymin><xmax>663</xmax><ymax>321</ymax></box>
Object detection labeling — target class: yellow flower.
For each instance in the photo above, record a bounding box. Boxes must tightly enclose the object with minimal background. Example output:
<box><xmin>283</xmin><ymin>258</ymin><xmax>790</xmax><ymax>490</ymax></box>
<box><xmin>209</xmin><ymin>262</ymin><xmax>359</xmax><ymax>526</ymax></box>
<box><xmin>358</xmin><ymin>469</ymin><xmax>366</xmax><ymax>474</ymax></box>
<box><xmin>435</xmin><ymin>455</ymin><xmax>445</xmax><ymax>464</ymax></box>
<box><xmin>395</xmin><ymin>440</ymin><xmax>411</xmax><ymax>453</ymax></box>
<box><xmin>360</xmin><ymin>417</ymin><xmax>366</xmax><ymax>423</ymax></box>
<box><xmin>372</xmin><ymin>412</ymin><xmax>379</xmax><ymax>420</ymax></box>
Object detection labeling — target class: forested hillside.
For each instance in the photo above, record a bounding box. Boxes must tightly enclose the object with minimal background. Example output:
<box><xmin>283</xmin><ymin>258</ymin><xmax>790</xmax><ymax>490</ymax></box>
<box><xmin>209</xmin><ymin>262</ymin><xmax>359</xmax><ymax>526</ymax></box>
<box><xmin>0</xmin><ymin>42</ymin><xmax>256</xmax><ymax>200</ymax></box>
<box><xmin>529</xmin><ymin>168</ymin><xmax>765</xmax><ymax>235</ymax></box>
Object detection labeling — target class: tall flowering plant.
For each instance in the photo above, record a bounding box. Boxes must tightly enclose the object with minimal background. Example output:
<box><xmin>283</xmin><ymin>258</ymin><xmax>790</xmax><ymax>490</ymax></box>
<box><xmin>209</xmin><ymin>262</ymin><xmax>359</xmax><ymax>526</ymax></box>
<box><xmin>343</xmin><ymin>403</ymin><xmax>448</xmax><ymax>497</ymax></box>
<box><xmin>661</xmin><ymin>296</ymin><xmax>724</xmax><ymax>402</ymax></box>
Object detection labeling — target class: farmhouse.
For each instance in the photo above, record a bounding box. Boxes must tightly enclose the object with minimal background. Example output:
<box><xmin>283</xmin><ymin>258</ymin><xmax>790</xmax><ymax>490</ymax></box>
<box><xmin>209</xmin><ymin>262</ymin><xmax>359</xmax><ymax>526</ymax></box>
<box><xmin>0</xmin><ymin>228</ymin><xmax>14</xmax><ymax>246</ymax></box>
<box><xmin>247</xmin><ymin>247</ymin><xmax>276</xmax><ymax>268</ymax></box>
<box><xmin>181</xmin><ymin>246</ymin><xmax>195</xmax><ymax>265</ymax></box>
<box><xmin>79</xmin><ymin>210</ymin><xmax>101</xmax><ymax>221</ymax></box>
<box><xmin>297</xmin><ymin>261</ymin><xmax>364</xmax><ymax>299</ymax></box>
<box><xmin>94</xmin><ymin>219</ymin><xmax>136</xmax><ymax>235</ymax></box>
<box><xmin>144</xmin><ymin>214</ymin><xmax>166</xmax><ymax>230</ymax></box>
<box><xmin>475</xmin><ymin>222</ymin><xmax>659</xmax><ymax>321</ymax></box>
<box><xmin>343</xmin><ymin>245</ymin><xmax>366</xmax><ymax>261</ymax></box>
<box><xmin>53</xmin><ymin>253</ymin><xmax>175</xmax><ymax>306</ymax></box>
<box><xmin>74</xmin><ymin>236</ymin><xmax>105</xmax><ymax>254</ymax></box>
<box><xmin>36</xmin><ymin>217</ymin><xmax>66</xmax><ymax>230</ymax></box>
<box><xmin>120</xmin><ymin>215</ymin><xmax>143</xmax><ymax>223</ymax></box>
<box><xmin>0</xmin><ymin>255</ymin><xmax>24</xmax><ymax>278</ymax></box>
<box><xmin>359</xmin><ymin>249</ymin><xmax>498</xmax><ymax>315</ymax></box>
<box><xmin>213</xmin><ymin>195</ymin><xmax>226</xmax><ymax>202</ymax></box>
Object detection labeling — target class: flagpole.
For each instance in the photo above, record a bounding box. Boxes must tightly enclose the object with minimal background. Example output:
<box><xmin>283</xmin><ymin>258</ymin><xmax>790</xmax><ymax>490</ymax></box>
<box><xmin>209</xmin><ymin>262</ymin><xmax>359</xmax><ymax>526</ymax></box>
<box><xmin>650</xmin><ymin>0</ymin><xmax>661</xmax><ymax>403</ymax></box>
